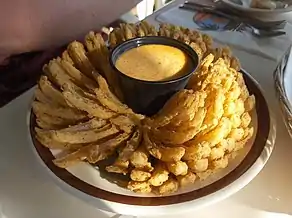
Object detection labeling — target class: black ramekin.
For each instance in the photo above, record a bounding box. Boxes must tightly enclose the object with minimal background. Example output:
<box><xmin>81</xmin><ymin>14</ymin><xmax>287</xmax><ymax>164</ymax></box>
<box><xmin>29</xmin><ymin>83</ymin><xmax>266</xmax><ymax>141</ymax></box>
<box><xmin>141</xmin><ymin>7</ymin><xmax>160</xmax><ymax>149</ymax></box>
<box><xmin>109</xmin><ymin>36</ymin><xmax>199</xmax><ymax>116</ymax></box>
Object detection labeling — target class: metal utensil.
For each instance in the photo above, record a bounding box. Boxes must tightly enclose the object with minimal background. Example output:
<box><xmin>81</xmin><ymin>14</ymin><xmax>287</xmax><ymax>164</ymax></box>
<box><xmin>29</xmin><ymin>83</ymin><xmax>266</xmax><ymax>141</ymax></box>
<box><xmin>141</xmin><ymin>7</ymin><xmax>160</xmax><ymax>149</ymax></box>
<box><xmin>249</xmin><ymin>26</ymin><xmax>286</xmax><ymax>37</ymax></box>
<box><xmin>180</xmin><ymin>3</ymin><xmax>240</xmax><ymax>20</ymax></box>
<box><xmin>236</xmin><ymin>23</ymin><xmax>286</xmax><ymax>37</ymax></box>
<box><xmin>197</xmin><ymin>23</ymin><xmax>286</xmax><ymax>38</ymax></box>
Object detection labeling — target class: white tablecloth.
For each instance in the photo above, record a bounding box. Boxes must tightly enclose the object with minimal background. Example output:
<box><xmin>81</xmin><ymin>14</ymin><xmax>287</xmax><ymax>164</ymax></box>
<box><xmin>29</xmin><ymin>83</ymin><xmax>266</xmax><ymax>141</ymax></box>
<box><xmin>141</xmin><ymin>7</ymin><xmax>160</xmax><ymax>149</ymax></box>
<box><xmin>155</xmin><ymin>2</ymin><xmax>292</xmax><ymax>61</ymax></box>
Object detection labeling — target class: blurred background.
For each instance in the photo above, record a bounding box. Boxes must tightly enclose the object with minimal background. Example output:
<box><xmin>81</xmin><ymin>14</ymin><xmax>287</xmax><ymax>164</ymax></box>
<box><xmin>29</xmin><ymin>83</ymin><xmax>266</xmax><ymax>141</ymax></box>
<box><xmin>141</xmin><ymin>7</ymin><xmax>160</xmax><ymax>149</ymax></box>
<box><xmin>130</xmin><ymin>0</ymin><xmax>174</xmax><ymax>20</ymax></box>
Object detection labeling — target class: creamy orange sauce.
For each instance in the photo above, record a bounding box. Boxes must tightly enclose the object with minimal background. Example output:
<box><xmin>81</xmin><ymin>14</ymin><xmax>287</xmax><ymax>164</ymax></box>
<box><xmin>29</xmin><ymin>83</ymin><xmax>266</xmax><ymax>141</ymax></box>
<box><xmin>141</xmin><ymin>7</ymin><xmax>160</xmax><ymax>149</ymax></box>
<box><xmin>115</xmin><ymin>44</ymin><xmax>191</xmax><ymax>82</ymax></box>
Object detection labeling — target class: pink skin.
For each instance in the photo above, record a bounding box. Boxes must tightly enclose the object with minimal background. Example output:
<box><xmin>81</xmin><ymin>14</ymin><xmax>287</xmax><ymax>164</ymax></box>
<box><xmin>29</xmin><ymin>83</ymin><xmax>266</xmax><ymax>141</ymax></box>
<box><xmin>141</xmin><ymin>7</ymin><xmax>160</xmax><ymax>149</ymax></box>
<box><xmin>0</xmin><ymin>0</ymin><xmax>141</xmax><ymax>62</ymax></box>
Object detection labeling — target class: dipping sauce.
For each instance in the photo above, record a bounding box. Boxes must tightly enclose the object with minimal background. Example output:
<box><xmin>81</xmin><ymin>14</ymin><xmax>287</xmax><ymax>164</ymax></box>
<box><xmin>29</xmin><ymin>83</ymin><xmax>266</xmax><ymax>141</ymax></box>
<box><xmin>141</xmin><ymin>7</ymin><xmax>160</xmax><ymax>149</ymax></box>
<box><xmin>115</xmin><ymin>44</ymin><xmax>193</xmax><ymax>82</ymax></box>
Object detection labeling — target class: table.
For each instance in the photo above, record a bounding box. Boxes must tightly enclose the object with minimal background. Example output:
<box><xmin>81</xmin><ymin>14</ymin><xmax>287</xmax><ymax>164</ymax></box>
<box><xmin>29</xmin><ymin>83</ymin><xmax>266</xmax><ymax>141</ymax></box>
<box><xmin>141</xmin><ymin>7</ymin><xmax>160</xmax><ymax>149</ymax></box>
<box><xmin>1</xmin><ymin>1</ymin><xmax>292</xmax><ymax>218</ymax></box>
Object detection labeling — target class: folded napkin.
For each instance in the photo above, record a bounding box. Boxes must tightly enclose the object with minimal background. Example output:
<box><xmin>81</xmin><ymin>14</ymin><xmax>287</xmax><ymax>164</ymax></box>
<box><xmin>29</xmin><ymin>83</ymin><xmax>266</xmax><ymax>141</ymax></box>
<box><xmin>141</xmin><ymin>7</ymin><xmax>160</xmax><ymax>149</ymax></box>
<box><xmin>155</xmin><ymin>6</ymin><xmax>292</xmax><ymax>61</ymax></box>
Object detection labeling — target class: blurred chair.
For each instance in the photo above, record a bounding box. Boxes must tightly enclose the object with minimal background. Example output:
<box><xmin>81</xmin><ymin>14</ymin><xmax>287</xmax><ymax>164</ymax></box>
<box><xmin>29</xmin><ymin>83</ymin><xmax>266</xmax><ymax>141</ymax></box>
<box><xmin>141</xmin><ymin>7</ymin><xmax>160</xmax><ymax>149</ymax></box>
<box><xmin>135</xmin><ymin>0</ymin><xmax>168</xmax><ymax>20</ymax></box>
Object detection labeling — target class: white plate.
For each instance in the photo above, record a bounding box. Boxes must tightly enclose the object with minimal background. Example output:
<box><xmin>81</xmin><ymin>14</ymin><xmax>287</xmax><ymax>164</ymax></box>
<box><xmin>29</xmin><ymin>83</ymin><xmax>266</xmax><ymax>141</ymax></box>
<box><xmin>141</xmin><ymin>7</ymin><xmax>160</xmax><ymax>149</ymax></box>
<box><xmin>27</xmin><ymin>70</ymin><xmax>275</xmax><ymax>216</ymax></box>
<box><xmin>222</xmin><ymin>0</ymin><xmax>292</xmax><ymax>14</ymax></box>
<box><xmin>274</xmin><ymin>47</ymin><xmax>292</xmax><ymax>138</ymax></box>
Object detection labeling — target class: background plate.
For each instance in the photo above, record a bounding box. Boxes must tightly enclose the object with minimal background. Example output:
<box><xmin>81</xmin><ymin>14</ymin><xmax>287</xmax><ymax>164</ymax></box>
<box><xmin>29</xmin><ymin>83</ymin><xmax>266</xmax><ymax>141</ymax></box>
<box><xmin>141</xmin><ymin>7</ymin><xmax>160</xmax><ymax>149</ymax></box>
<box><xmin>222</xmin><ymin>0</ymin><xmax>292</xmax><ymax>14</ymax></box>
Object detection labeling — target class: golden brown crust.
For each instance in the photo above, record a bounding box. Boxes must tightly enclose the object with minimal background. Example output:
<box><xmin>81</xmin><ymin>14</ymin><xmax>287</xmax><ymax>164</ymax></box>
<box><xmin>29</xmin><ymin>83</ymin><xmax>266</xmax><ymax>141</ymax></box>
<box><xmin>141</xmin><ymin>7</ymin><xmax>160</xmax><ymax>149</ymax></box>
<box><xmin>61</xmin><ymin>50</ymin><xmax>74</xmax><ymax>65</ymax></box>
<box><xmin>36</xmin><ymin>124</ymin><xmax>119</xmax><ymax>144</ymax></box>
<box><xmin>67</xmin><ymin>41</ymin><xmax>96</xmax><ymax>78</ymax></box>
<box><xmin>38</xmin><ymin>76</ymin><xmax>68</xmax><ymax>107</ymax></box>
<box><xmin>62</xmin><ymin>83</ymin><xmax>116</xmax><ymax>119</ymax></box>
<box><xmin>32</xmin><ymin>101</ymin><xmax>86</xmax><ymax>121</ymax></box>
<box><xmin>60</xmin><ymin>59</ymin><xmax>97</xmax><ymax>90</ymax></box>
<box><xmin>53</xmin><ymin>132</ymin><xmax>130</xmax><ymax>168</ymax></box>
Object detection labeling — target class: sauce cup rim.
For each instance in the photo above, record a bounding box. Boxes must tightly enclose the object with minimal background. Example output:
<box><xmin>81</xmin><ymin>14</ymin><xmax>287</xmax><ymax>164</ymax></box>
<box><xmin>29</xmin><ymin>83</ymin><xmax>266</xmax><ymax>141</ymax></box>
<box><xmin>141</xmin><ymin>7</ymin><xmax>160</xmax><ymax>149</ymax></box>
<box><xmin>109</xmin><ymin>36</ymin><xmax>200</xmax><ymax>85</ymax></box>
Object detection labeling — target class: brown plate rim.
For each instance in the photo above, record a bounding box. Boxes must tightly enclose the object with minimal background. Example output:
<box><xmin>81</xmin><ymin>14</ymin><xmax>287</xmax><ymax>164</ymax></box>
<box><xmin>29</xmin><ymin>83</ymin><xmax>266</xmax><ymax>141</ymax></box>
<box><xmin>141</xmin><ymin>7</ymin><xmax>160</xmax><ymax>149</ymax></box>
<box><xmin>29</xmin><ymin>69</ymin><xmax>270</xmax><ymax>206</ymax></box>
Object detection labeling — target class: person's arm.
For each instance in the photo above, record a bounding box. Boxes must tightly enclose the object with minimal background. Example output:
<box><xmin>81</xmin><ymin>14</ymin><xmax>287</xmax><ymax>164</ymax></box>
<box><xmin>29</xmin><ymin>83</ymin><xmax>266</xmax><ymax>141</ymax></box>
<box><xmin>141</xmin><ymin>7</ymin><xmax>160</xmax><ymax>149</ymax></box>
<box><xmin>0</xmin><ymin>0</ymin><xmax>141</xmax><ymax>59</ymax></box>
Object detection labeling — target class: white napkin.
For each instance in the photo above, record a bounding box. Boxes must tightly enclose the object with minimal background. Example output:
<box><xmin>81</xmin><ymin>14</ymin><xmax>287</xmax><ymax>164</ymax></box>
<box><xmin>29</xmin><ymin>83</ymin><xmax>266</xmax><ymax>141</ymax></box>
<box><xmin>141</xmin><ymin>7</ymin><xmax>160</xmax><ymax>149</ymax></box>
<box><xmin>155</xmin><ymin>6</ymin><xmax>292</xmax><ymax>61</ymax></box>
